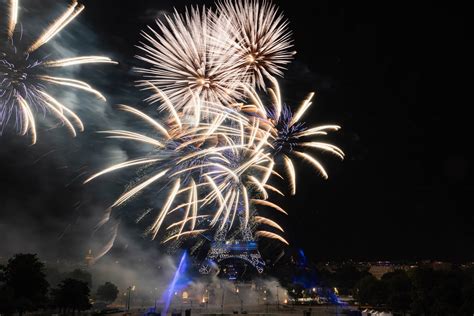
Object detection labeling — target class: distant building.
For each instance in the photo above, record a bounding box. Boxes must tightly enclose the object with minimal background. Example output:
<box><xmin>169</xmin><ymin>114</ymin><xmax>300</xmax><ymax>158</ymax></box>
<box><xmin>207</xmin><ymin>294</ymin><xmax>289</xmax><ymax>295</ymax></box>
<box><xmin>368</xmin><ymin>263</ymin><xmax>394</xmax><ymax>279</ymax></box>
<box><xmin>425</xmin><ymin>261</ymin><xmax>452</xmax><ymax>271</ymax></box>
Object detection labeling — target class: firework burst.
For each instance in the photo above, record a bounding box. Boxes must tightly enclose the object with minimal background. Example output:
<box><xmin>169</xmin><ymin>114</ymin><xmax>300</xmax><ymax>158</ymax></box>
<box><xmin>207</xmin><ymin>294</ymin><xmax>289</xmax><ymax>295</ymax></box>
<box><xmin>216</xmin><ymin>0</ymin><xmax>295</xmax><ymax>90</ymax></box>
<box><xmin>246</xmin><ymin>79</ymin><xmax>344</xmax><ymax>195</ymax></box>
<box><xmin>0</xmin><ymin>0</ymin><xmax>116</xmax><ymax>144</ymax></box>
<box><xmin>85</xmin><ymin>85</ymin><xmax>292</xmax><ymax>245</ymax></box>
<box><xmin>136</xmin><ymin>7</ymin><xmax>246</xmax><ymax>116</ymax></box>
<box><xmin>88</xmin><ymin>1</ymin><xmax>343</xmax><ymax>249</ymax></box>
<box><xmin>87</xmin><ymin>81</ymin><xmax>343</xmax><ymax>246</ymax></box>
<box><xmin>85</xmin><ymin>91</ymin><xmax>245</xmax><ymax>238</ymax></box>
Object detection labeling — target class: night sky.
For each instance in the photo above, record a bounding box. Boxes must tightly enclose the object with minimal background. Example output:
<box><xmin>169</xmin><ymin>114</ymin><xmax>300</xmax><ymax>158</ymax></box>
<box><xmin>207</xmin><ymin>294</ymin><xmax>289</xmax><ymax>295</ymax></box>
<box><xmin>0</xmin><ymin>0</ymin><xmax>472</xmax><ymax>263</ymax></box>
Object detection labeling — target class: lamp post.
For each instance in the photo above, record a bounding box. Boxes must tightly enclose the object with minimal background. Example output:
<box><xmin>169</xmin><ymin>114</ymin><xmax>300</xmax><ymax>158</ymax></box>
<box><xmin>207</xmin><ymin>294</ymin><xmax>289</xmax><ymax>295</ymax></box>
<box><xmin>127</xmin><ymin>285</ymin><xmax>136</xmax><ymax>311</ymax></box>
<box><xmin>220</xmin><ymin>280</ymin><xmax>225</xmax><ymax>315</ymax></box>
<box><xmin>276</xmin><ymin>285</ymin><xmax>280</xmax><ymax>311</ymax></box>
<box><xmin>263</xmin><ymin>290</ymin><xmax>268</xmax><ymax>313</ymax></box>
<box><xmin>235</xmin><ymin>286</ymin><xmax>243</xmax><ymax>313</ymax></box>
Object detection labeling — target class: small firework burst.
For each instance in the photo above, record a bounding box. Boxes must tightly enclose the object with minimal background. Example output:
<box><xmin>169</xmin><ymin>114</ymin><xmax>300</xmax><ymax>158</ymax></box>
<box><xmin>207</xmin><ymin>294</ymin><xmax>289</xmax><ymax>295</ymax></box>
<box><xmin>257</xmin><ymin>80</ymin><xmax>344</xmax><ymax>195</ymax></box>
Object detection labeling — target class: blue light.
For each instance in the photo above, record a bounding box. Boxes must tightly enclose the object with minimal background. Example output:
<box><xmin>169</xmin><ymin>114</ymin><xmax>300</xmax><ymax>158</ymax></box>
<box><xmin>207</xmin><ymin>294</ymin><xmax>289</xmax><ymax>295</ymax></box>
<box><xmin>161</xmin><ymin>252</ymin><xmax>188</xmax><ymax>315</ymax></box>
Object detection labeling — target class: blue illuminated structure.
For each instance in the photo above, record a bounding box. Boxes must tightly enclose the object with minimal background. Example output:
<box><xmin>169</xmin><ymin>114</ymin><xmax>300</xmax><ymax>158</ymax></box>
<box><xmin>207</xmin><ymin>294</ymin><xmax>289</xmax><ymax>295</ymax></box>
<box><xmin>200</xmin><ymin>217</ymin><xmax>265</xmax><ymax>275</ymax></box>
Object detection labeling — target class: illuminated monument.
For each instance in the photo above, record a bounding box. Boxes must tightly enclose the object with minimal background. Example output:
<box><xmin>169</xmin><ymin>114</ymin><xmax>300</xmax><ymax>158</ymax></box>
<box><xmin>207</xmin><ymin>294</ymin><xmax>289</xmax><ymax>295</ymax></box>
<box><xmin>85</xmin><ymin>249</ymin><xmax>94</xmax><ymax>267</ymax></box>
<box><xmin>200</xmin><ymin>214</ymin><xmax>265</xmax><ymax>276</ymax></box>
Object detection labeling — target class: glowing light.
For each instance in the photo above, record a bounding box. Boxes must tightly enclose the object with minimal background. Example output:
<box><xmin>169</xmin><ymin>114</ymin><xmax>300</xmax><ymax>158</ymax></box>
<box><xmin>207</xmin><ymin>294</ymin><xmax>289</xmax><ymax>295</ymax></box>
<box><xmin>163</xmin><ymin>252</ymin><xmax>188</xmax><ymax>315</ymax></box>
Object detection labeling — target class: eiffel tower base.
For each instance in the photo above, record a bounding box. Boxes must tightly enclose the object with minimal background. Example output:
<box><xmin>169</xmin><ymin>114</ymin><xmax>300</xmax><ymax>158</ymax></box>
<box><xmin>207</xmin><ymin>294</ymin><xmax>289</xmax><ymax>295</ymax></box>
<box><xmin>199</xmin><ymin>240</ymin><xmax>265</xmax><ymax>274</ymax></box>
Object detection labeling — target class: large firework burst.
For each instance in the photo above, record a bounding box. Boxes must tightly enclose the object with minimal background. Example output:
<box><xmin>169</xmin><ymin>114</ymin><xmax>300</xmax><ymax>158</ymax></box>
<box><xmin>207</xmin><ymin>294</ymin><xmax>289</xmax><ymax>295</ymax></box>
<box><xmin>0</xmin><ymin>0</ymin><xmax>115</xmax><ymax>144</ymax></box>
<box><xmin>88</xmin><ymin>1</ymin><xmax>343</xmax><ymax>248</ymax></box>
<box><xmin>87</xmin><ymin>79</ymin><xmax>342</xmax><ymax>247</ymax></box>
<box><xmin>85</xmin><ymin>83</ymin><xmax>292</xmax><ymax>244</ymax></box>
<box><xmin>135</xmin><ymin>7</ymin><xmax>246</xmax><ymax>116</ymax></box>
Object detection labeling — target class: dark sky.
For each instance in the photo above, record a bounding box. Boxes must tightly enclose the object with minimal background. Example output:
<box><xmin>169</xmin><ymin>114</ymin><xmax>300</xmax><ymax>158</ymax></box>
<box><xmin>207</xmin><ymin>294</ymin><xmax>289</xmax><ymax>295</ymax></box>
<box><xmin>0</xmin><ymin>0</ymin><xmax>472</xmax><ymax>263</ymax></box>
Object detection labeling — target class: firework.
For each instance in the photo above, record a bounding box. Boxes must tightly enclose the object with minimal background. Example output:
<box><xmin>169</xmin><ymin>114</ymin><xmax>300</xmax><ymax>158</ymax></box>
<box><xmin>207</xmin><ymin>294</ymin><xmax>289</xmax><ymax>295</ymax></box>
<box><xmin>216</xmin><ymin>0</ymin><xmax>295</xmax><ymax>89</ymax></box>
<box><xmin>0</xmin><ymin>0</ymin><xmax>116</xmax><ymax>144</ymax></box>
<box><xmin>88</xmin><ymin>1</ymin><xmax>343</xmax><ymax>249</ymax></box>
<box><xmin>245</xmin><ymin>79</ymin><xmax>344</xmax><ymax>195</ymax></box>
<box><xmin>135</xmin><ymin>7</ymin><xmax>246</xmax><ymax>115</ymax></box>
<box><xmin>86</xmin><ymin>86</ymin><xmax>290</xmax><ymax>244</ymax></box>
<box><xmin>255</xmin><ymin>230</ymin><xmax>289</xmax><ymax>245</ymax></box>
<box><xmin>87</xmin><ymin>80</ymin><xmax>342</xmax><ymax>247</ymax></box>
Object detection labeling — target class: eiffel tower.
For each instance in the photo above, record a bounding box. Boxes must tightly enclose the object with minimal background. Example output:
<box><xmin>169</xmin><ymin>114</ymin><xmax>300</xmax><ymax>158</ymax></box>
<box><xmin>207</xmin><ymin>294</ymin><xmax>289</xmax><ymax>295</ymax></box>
<box><xmin>199</xmin><ymin>212</ymin><xmax>265</xmax><ymax>274</ymax></box>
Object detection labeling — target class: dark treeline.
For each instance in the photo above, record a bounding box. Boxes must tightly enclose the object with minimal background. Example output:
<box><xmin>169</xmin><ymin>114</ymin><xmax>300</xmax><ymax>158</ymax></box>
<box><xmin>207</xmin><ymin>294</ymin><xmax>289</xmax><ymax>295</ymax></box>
<box><xmin>355</xmin><ymin>269</ymin><xmax>473</xmax><ymax>315</ymax></box>
<box><xmin>0</xmin><ymin>254</ymin><xmax>118</xmax><ymax>315</ymax></box>
<box><xmin>278</xmin><ymin>263</ymin><xmax>474</xmax><ymax>316</ymax></box>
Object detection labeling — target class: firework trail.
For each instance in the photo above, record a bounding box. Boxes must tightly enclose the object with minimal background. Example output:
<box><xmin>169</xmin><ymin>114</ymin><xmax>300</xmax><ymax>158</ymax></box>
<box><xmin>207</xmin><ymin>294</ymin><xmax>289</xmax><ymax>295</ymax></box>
<box><xmin>0</xmin><ymin>0</ymin><xmax>116</xmax><ymax>144</ymax></box>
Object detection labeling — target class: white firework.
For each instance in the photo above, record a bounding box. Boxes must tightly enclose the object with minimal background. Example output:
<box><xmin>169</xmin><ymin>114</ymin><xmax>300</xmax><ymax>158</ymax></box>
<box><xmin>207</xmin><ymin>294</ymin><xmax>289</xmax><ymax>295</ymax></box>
<box><xmin>135</xmin><ymin>7</ymin><xmax>246</xmax><ymax>116</ymax></box>
<box><xmin>216</xmin><ymin>0</ymin><xmax>295</xmax><ymax>90</ymax></box>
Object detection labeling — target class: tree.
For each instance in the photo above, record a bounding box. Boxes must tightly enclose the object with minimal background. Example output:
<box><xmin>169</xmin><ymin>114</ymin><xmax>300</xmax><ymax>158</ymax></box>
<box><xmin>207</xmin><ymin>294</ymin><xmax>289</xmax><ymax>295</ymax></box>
<box><xmin>410</xmin><ymin>267</ymin><xmax>473</xmax><ymax>316</ymax></box>
<box><xmin>52</xmin><ymin>278</ymin><xmax>91</xmax><ymax>314</ymax></box>
<box><xmin>96</xmin><ymin>282</ymin><xmax>119</xmax><ymax>304</ymax></box>
<box><xmin>0</xmin><ymin>254</ymin><xmax>49</xmax><ymax>315</ymax></box>
<box><xmin>332</xmin><ymin>265</ymin><xmax>370</xmax><ymax>295</ymax></box>
<box><xmin>45</xmin><ymin>266</ymin><xmax>66</xmax><ymax>288</ymax></box>
<box><xmin>0</xmin><ymin>285</ymin><xmax>15</xmax><ymax>315</ymax></box>
<box><xmin>459</xmin><ymin>281</ymin><xmax>474</xmax><ymax>315</ymax></box>
<box><xmin>66</xmin><ymin>269</ymin><xmax>92</xmax><ymax>288</ymax></box>
<box><xmin>382</xmin><ymin>270</ymin><xmax>412</xmax><ymax>314</ymax></box>
<box><xmin>355</xmin><ymin>275</ymin><xmax>388</xmax><ymax>307</ymax></box>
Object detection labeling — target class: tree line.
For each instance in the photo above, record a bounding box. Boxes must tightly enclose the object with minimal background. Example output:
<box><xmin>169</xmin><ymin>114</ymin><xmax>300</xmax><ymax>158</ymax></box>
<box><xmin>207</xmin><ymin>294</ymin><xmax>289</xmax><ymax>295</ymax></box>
<box><xmin>0</xmin><ymin>254</ymin><xmax>119</xmax><ymax>315</ymax></box>
<box><xmin>277</xmin><ymin>262</ymin><xmax>473</xmax><ymax>315</ymax></box>
<box><xmin>354</xmin><ymin>268</ymin><xmax>473</xmax><ymax>315</ymax></box>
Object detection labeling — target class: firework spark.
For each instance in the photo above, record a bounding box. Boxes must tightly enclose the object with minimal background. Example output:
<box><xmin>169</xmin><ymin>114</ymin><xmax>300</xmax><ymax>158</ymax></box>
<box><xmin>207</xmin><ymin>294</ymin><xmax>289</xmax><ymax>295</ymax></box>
<box><xmin>0</xmin><ymin>0</ymin><xmax>116</xmax><ymax>143</ymax></box>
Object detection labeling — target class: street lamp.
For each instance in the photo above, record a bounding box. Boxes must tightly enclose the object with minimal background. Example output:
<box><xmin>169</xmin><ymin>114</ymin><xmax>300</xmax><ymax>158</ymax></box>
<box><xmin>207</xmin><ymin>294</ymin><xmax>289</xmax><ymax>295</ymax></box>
<box><xmin>203</xmin><ymin>288</ymin><xmax>209</xmax><ymax>309</ymax></box>
<box><xmin>234</xmin><ymin>286</ymin><xmax>243</xmax><ymax>313</ymax></box>
<box><xmin>263</xmin><ymin>290</ymin><xmax>268</xmax><ymax>313</ymax></box>
<box><xmin>127</xmin><ymin>285</ymin><xmax>136</xmax><ymax>311</ymax></box>
<box><xmin>276</xmin><ymin>285</ymin><xmax>280</xmax><ymax>311</ymax></box>
<box><xmin>220</xmin><ymin>280</ymin><xmax>225</xmax><ymax>315</ymax></box>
